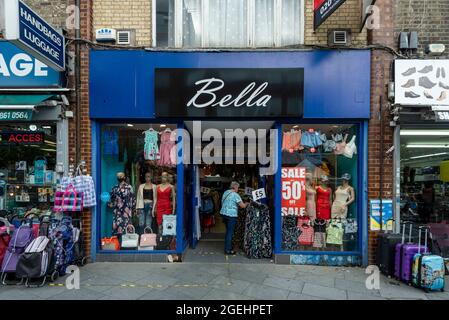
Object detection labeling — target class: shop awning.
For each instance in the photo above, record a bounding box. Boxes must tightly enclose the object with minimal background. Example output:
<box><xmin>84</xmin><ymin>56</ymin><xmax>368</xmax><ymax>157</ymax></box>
<box><xmin>0</xmin><ymin>94</ymin><xmax>54</xmax><ymax>106</ymax></box>
<box><xmin>0</xmin><ymin>94</ymin><xmax>64</xmax><ymax>121</ymax></box>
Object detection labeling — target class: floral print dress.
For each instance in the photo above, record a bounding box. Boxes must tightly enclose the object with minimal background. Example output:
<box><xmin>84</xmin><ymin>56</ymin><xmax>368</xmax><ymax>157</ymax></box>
<box><xmin>110</xmin><ymin>183</ymin><xmax>136</xmax><ymax>235</ymax></box>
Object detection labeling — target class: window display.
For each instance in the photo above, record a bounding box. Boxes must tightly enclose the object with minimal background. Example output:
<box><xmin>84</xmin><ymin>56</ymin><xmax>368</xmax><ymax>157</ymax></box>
<box><xmin>0</xmin><ymin>124</ymin><xmax>58</xmax><ymax>216</ymax></box>
<box><xmin>281</xmin><ymin>124</ymin><xmax>359</xmax><ymax>252</ymax></box>
<box><xmin>100</xmin><ymin>124</ymin><xmax>178</xmax><ymax>252</ymax></box>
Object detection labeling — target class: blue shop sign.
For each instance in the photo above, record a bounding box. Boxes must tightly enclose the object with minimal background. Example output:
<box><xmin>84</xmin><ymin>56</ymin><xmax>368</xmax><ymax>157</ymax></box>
<box><xmin>17</xmin><ymin>1</ymin><xmax>65</xmax><ymax>71</ymax></box>
<box><xmin>0</xmin><ymin>41</ymin><xmax>63</xmax><ymax>87</ymax></box>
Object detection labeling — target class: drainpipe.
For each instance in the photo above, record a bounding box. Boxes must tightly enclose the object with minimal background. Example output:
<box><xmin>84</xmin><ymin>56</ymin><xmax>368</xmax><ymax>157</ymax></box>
<box><xmin>75</xmin><ymin>0</ymin><xmax>81</xmax><ymax>165</ymax></box>
<box><xmin>379</xmin><ymin>95</ymin><xmax>384</xmax><ymax>230</ymax></box>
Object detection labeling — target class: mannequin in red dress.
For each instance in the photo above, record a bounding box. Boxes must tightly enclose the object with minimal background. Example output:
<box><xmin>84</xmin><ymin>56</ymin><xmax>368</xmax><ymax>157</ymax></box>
<box><xmin>155</xmin><ymin>172</ymin><xmax>176</xmax><ymax>229</ymax></box>
<box><xmin>316</xmin><ymin>175</ymin><xmax>332</xmax><ymax>220</ymax></box>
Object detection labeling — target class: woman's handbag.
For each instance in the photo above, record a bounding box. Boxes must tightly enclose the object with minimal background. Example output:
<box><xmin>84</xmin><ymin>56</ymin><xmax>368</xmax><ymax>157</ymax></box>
<box><xmin>162</xmin><ymin>214</ymin><xmax>176</xmax><ymax>236</ymax></box>
<box><xmin>101</xmin><ymin>236</ymin><xmax>120</xmax><ymax>251</ymax></box>
<box><xmin>139</xmin><ymin>227</ymin><xmax>157</xmax><ymax>250</ymax></box>
<box><xmin>121</xmin><ymin>225</ymin><xmax>139</xmax><ymax>249</ymax></box>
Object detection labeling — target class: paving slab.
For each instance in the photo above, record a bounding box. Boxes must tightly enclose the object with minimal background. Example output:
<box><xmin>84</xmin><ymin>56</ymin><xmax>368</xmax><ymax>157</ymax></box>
<box><xmin>302</xmin><ymin>283</ymin><xmax>347</xmax><ymax>300</ymax></box>
<box><xmin>335</xmin><ymin>278</ymin><xmax>381</xmax><ymax>296</ymax></box>
<box><xmin>205</xmin><ymin>289</ymin><xmax>254</xmax><ymax>300</ymax></box>
<box><xmin>208</xmin><ymin>275</ymin><xmax>252</xmax><ymax>294</ymax></box>
<box><xmin>297</xmin><ymin>274</ymin><xmax>336</xmax><ymax>288</ymax></box>
<box><xmin>243</xmin><ymin>283</ymin><xmax>290</xmax><ymax>300</ymax></box>
<box><xmin>287</xmin><ymin>292</ymin><xmax>325</xmax><ymax>300</ymax></box>
<box><xmin>263</xmin><ymin>276</ymin><xmax>305</xmax><ymax>293</ymax></box>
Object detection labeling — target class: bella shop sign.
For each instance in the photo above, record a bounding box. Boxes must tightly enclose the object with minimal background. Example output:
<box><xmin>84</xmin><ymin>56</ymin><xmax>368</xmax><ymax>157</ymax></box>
<box><xmin>155</xmin><ymin>68</ymin><xmax>304</xmax><ymax>118</ymax></box>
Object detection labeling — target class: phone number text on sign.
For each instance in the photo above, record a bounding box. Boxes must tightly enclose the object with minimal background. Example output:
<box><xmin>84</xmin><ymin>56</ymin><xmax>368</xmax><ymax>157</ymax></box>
<box><xmin>281</xmin><ymin>167</ymin><xmax>306</xmax><ymax>216</ymax></box>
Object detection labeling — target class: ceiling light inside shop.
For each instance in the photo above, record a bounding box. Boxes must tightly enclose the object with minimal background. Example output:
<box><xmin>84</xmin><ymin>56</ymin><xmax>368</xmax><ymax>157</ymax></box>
<box><xmin>126</xmin><ymin>124</ymin><xmax>134</xmax><ymax>127</ymax></box>
<box><xmin>409</xmin><ymin>152</ymin><xmax>449</xmax><ymax>160</ymax></box>
<box><xmin>29</xmin><ymin>125</ymin><xmax>37</xmax><ymax>131</ymax></box>
<box><xmin>42</xmin><ymin>126</ymin><xmax>52</xmax><ymax>129</ymax></box>
<box><xmin>401</xmin><ymin>130</ymin><xmax>449</xmax><ymax>136</ymax></box>
<box><xmin>160</xmin><ymin>124</ymin><xmax>167</xmax><ymax>128</ymax></box>
<box><xmin>406</xmin><ymin>144</ymin><xmax>449</xmax><ymax>148</ymax></box>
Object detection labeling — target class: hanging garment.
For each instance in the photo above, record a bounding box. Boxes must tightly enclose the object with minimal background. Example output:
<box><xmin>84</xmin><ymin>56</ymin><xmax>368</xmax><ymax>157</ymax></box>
<box><xmin>298</xmin><ymin>224</ymin><xmax>314</xmax><ymax>246</ymax></box>
<box><xmin>334</xmin><ymin>134</ymin><xmax>348</xmax><ymax>155</ymax></box>
<box><xmin>300</xmin><ymin>131</ymin><xmax>323</xmax><ymax>148</ymax></box>
<box><xmin>282</xmin><ymin>131</ymin><xmax>302</xmax><ymax>151</ymax></box>
<box><xmin>331</xmin><ymin>186</ymin><xmax>351</xmax><ymax>219</ymax></box>
<box><xmin>155</xmin><ymin>185</ymin><xmax>173</xmax><ymax>226</ymax></box>
<box><xmin>244</xmin><ymin>202</ymin><xmax>272</xmax><ymax>259</ymax></box>
<box><xmin>282</xmin><ymin>215</ymin><xmax>300</xmax><ymax>251</ymax></box>
<box><xmin>158</xmin><ymin>131</ymin><xmax>176</xmax><ymax>167</ymax></box>
<box><xmin>305</xmin><ymin>186</ymin><xmax>317</xmax><ymax>220</ymax></box>
<box><xmin>110</xmin><ymin>183</ymin><xmax>136</xmax><ymax>235</ymax></box>
<box><xmin>103</xmin><ymin>129</ymin><xmax>119</xmax><ymax>155</ymax></box>
<box><xmin>144</xmin><ymin>130</ymin><xmax>159</xmax><ymax>161</ymax></box>
<box><xmin>316</xmin><ymin>186</ymin><xmax>331</xmax><ymax>220</ymax></box>
<box><xmin>313</xmin><ymin>219</ymin><xmax>327</xmax><ymax>248</ymax></box>
<box><xmin>343</xmin><ymin>135</ymin><xmax>357</xmax><ymax>158</ymax></box>
<box><xmin>326</xmin><ymin>220</ymin><xmax>344</xmax><ymax>245</ymax></box>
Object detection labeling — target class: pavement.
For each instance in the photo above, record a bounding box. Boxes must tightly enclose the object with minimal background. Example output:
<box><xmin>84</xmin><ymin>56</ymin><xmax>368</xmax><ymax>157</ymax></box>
<box><xmin>1</xmin><ymin>261</ymin><xmax>448</xmax><ymax>300</ymax></box>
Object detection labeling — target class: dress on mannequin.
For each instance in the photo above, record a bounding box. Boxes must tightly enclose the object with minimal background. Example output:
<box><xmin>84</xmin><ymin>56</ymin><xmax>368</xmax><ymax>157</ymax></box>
<box><xmin>156</xmin><ymin>185</ymin><xmax>173</xmax><ymax>226</ymax></box>
<box><xmin>316</xmin><ymin>186</ymin><xmax>331</xmax><ymax>220</ymax></box>
<box><xmin>331</xmin><ymin>186</ymin><xmax>351</xmax><ymax>219</ymax></box>
<box><xmin>306</xmin><ymin>186</ymin><xmax>316</xmax><ymax>220</ymax></box>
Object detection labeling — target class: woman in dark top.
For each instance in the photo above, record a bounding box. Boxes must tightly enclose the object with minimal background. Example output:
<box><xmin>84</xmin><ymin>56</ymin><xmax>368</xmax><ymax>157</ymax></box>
<box><xmin>136</xmin><ymin>172</ymin><xmax>157</xmax><ymax>234</ymax></box>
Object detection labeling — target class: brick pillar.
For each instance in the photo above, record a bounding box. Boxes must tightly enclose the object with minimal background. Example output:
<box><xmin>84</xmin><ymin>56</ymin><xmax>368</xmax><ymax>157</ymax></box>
<box><xmin>367</xmin><ymin>0</ymin><xmax>396</xmax><ymax>264</ymax></box>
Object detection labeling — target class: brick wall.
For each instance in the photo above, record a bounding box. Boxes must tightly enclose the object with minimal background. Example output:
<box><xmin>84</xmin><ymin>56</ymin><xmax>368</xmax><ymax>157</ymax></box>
<box><xmin>23</xmin><ymin>0</ymin><xmax>68</xmax><ymax>29</ymax></box>
<box><xmin>93</xmin><ymin>0</ymin><xmax>152</xmax><ymax>46</ymax></box>
<box><xmin>395</xmin><ymin>0</ymin><xmax>449</xmax><ymax>54</ymax></box>
<box><xmin>304</xmin><ymin>0</ymin><xmax>367</xmax><ymax>46</ymax></box>
<box><xmin>367</xmin><ymin>0</ymin><xmax>396</xmax><ymax>265</ymax></box>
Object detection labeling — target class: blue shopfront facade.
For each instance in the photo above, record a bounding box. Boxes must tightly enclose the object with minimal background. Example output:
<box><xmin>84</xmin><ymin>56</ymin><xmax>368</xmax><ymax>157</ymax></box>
<box><xmin>89</xmin><ymin>49</ymin><xmax>371</xmax><ymax>265</ymax></box>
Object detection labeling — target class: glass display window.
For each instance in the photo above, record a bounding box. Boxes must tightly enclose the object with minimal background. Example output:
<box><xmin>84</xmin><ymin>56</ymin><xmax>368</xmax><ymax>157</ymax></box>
<box><xmin>0</xmin><ymin>123</ymin><xmax>58</xmax><ymax>214</ymax></box>
<box><xmin>100</xmin><ymin>123</ymin><xmax>179</xmax><ymax>252</ymax></box>
<box><xmin>280</xmin><ymin>124</ymin><xmax>359</xmax><ymax>253</ymax></box>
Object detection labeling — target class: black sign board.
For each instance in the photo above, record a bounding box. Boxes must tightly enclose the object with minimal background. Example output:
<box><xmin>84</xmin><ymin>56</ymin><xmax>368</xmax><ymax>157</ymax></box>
<box><xmin>0</xmin><ymin>131</ymin><xmax>45</xmax><ymax>144</ymax></box>
<box><xmin>314</xmin><ymin>0</ymin><xmax>346</xmax><ymax>30</ymax></box>
<box><xmin>154</xmin><ymin>68</ymin><xmax>304</xmax><ymax>118</ymax></box>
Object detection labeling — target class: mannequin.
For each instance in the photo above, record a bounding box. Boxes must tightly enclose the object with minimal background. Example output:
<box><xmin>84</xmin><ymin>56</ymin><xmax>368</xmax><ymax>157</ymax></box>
<box><xmin>331</xmin><ymin>173</ymin><xmax>355</xmax><ymax>219</ymax></box>
<box><xmin>109</xmin><ymin>172</ymin><xmax>136</xmax><ymax>239</ymax></box>
<box><xmin>315</xmin><ymin>175</ymin><xmax>332</xmax><ymax>220</ymax></box>
<box><xmin>305</xmin><ymin>173</ymin><xmax>316</xmax><ymax>221</ymax></box>
<box><xmin>136</xmin><ymin>172</ymin><xmax>157</xmax><ymax>234</ymax></box>
<box><xmin>155</xmin><ymin>172</ymin><xmax>176</xmax><ymax>231</ymax></box>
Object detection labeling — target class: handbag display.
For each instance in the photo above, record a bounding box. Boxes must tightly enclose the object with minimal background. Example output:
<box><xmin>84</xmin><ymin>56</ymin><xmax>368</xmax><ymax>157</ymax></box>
<box><xmin>162</xmin><ymin>214</ymin><xmax>177</xmax><ymax>236</ymax></box>
<box><xmin>59</xmin><ymin>173</ymin><xmax>97</xmax><ymax>208</ymax></box>
<box><xmin>101</xmin><ymin>236</ymin><xmax>120</xmax><ymax>251</ymax></box>
<box><xmin>138</xmin><ymin>227</ymin><xmax>157</xmax><ymax>251</ymax></box>
<box><xmin>53</xmin><ymin>184</ymin><xmax>84</xmax><ymax>212</ymax></box>
<box><xmin>121</xmin><ymin>225</ymin><xmax>139</xmax><ymax>249</ymax></box>
<box><xmin>156</xmin><ymin>235</ymin><xmax>176</xmax><ymax>251</ymax></box>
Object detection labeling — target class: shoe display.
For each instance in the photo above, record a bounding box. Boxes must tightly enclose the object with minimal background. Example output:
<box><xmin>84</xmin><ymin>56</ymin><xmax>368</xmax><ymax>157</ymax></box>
<box><xmin>440</xmin><ymin>82</ymin><xmax>449</xmax><ymax>90</ymax></box>
<box><xmin>401</xmin><ymin>79</ymin><xmax>415</xmax><ymax>88</ymax></box>
<box><xmin>401</xmin><ymin>67</ymin><xmax>416</xmax><ymax>76</ymax></box>
<box><xmin>419</xmin><ymin>76</ymin><xmax>437</xmax><ymax>89</ymax></box>
<box><xmin>418</xmin><ymin>65</ymin><xmax>433</xmax><ymax>74</ymax></box>
<box><xmin>424</xmin><ymin>91</ymin><xmax>433</xmax><ymax>99</ymax></box>
<box><xmin>405</xmin><ymin>91</ymin><xmax>420</xmax><ymax>98</ymax></box>
<box><xmin>437</xmin><ymin>91</ymin><xmax>447</xmax><ymax>102</ymax></box>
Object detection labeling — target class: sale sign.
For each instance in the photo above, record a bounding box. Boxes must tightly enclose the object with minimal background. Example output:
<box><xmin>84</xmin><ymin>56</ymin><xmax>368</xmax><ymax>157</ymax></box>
<box><xmin>281</xmin><ymin>167</ymin><xmax>307</xmax><ymax>216</ymax></box>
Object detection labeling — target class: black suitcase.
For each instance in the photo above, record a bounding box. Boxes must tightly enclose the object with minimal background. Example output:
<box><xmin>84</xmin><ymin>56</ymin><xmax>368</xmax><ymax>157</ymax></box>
<box><xmin>376</xmin><ymin>232</ymin><xmax>403</xmax><ymax>277</ymax></box>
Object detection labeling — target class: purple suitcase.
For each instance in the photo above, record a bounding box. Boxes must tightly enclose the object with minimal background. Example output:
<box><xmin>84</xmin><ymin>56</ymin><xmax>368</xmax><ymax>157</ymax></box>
<box><xmin>394</xmin><ymin>223</ymin><xmax>415</xmax><ymax>279</ymax></box>
<box><xmin>401</xmin><ymin>243</ymin><xmax>428</xmax><ymax>283</ymax></box>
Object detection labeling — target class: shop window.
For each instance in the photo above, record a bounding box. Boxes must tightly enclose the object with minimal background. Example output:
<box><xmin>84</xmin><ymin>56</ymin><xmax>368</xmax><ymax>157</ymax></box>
<box><xmin>281</xmin><ymin>124</ymin><xmax>359</xmax><ymax>253</ymax></box>
<box><xmin>0</xmin><ymin>124</ymin><xmax>58</xmax><ymax>215</ymax></box>
<box><xmin>100</xmin><ymin>124</ymin><xmax>178</xmax><ymax>252</ymax></box>
<box><xmin>155</xmin><ymin>0</ymin><xmax>304</xmax><ymax>48</ymax></box>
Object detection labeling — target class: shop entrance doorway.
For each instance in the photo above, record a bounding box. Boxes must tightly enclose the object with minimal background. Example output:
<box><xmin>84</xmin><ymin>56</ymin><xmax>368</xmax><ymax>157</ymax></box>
<box><xmin>183</xmin><ymin>121</ymin><xmax>276</xmax><ymax>263</ymax></box>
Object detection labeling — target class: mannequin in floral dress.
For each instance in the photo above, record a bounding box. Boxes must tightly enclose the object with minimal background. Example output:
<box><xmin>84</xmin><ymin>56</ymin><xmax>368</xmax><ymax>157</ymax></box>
<box><xmin>109</xmin><ymin>172</ymin><xmax>136</xmax><ymax>240</ymax></box>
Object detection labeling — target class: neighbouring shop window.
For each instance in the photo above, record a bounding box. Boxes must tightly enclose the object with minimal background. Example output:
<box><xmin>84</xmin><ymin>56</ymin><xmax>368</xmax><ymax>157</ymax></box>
<box><xmin>281</xmin><ymin>124</ymin><xmax>359</xmax><ymax>252</ymax></box>
<box><xmin>0</xmin><ymin>124</ymin><xmax>57</xmax><ymax>215</ymax></box>
<box><xmin>400</xmin><ymin>128</ymin><xmax>449</xmax><ymax>226</ymax></box>
<box><xmin>100</xmin><ymin>124</ymin><xmax>178</xmax><ymax>252</ymax></box>
<box><xmin>155</xmin><ymin>0</ymin><xmax>304</xmax><ymax>48</ymax></box>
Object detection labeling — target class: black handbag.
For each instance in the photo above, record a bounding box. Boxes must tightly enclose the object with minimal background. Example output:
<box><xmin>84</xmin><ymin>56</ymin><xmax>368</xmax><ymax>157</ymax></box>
<box><xmin>155</xmin><ymin>235</ymin><xmax>176</xmax><ymax>250</ymax></box>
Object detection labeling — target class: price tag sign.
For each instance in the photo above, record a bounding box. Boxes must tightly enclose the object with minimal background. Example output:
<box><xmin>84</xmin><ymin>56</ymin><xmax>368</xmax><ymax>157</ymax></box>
<box><xmin>281</xmin><ymin>167</ymin><xmax>307</xmax><ymax>216</ymax></box>
<box><xmin>245</xmin><ymin>187</ymin><xmax>254</xmax><ymax>195</ymax></box>
<box><xmin>252</xmin><ymin>188</ymin><xmax>266</xmax><ymax>201</ymax></box>
<box><xmin>200</xmin><ymin>187</ymin><xmax>211</xmax><ymax>194</ymax></box>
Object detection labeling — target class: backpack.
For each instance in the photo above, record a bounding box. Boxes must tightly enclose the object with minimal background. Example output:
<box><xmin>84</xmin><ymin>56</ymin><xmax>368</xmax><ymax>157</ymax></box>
<box><xmin>16</xmin><ymin>236</ymin><xmax>53</xmax><ymax>279</ymax></box>
<box><xmin>200</xmin><ymin>197</ymin><xmax>214</xmax><ymax>216</ymax></box>
<box><xmin>1</xmin><ymin>225</ymin><xmax>34</xmax><ymax>273</ymax></box>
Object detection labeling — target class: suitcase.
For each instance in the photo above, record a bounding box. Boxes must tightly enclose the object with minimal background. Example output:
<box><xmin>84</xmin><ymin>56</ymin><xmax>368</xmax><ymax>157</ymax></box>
<box><xmin>377</xmin><ymin>231</ymin><xmax>403</xmax><ymax>277</ymax></box>
<box><xmin>394</xmin><ymin>223</ymin><xmax>415</xmax><ymax>280</ymax></box>
<box><xmin>412</xmin><ymin>227</ymin><xmax>445</xmax><ymax>292</ymax></box>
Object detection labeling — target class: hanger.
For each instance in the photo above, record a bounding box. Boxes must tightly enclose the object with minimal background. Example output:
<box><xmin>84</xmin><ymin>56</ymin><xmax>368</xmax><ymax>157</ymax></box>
<box><xmin>164</xmin><ymin>127</ymin><xmax>172</xmax><ymax>133</ymax></box>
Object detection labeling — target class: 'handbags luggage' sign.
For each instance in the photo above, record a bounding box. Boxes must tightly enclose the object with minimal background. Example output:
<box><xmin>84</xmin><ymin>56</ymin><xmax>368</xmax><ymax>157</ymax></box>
<box><xmin>155</xmin><ymin>68</ymin><xmax>304</xmax><ymax>118</ymax></box>
<box><xmin>314</xmin><ymin>0</ymin><xmax>347</xmax><ymax>30</ymax></box>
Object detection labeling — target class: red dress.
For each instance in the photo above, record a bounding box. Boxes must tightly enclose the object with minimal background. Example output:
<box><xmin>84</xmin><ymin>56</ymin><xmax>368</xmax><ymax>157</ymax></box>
<box><xmin>156</xmin><ymin>185</ymin><xmax>173</xmax><ymax>225</ymax></box>
<box><xmin>316</xmin><ymin>186</ymin><xmax>331</xmax><ymax>220</ymax></box>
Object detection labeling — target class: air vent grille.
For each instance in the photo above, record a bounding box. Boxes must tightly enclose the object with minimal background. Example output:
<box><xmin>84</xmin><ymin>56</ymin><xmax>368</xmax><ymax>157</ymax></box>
<box><xmin>117</xmin><ymin>31</ymin><xmax>131</xmax><ymax>45</ymax></box>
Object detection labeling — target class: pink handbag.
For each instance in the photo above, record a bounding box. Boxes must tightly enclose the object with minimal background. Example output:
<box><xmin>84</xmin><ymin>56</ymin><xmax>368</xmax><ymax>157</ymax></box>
<box><xmin>139</xmin><ymin>227</ymin><xmax>157</xmax><ymax>247</ymax></box>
